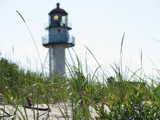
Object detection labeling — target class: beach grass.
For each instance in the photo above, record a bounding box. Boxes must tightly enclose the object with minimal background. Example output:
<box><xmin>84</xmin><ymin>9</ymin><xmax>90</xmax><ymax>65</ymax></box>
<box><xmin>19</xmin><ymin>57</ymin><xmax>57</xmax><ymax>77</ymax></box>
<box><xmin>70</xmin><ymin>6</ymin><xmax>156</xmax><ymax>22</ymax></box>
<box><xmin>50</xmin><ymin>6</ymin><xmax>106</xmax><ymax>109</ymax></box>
<box><xmin>0</xmin><ymin>48</ymin><xmax>160</xmax><ymax>119</ymax></box>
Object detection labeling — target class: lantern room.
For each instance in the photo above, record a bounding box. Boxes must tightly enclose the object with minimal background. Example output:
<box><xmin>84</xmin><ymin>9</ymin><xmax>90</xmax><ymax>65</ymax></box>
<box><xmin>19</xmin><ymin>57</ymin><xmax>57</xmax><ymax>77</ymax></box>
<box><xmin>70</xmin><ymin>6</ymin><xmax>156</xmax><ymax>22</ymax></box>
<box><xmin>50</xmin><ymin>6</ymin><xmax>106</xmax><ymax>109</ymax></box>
<box><xmin>47</xmin><ymin>3</ymin><xmax>71</xmax><ymax>30</ymax></box>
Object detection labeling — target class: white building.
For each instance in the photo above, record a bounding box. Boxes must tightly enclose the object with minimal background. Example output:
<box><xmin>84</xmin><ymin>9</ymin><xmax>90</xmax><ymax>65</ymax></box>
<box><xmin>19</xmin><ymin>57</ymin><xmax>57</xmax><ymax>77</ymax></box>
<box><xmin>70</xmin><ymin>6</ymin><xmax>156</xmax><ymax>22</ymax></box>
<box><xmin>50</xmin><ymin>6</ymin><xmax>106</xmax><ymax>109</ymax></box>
<box><xmin>42</xmin><ymin>3</ymin><xmax>75</xmax><ymax>77</ymax></box>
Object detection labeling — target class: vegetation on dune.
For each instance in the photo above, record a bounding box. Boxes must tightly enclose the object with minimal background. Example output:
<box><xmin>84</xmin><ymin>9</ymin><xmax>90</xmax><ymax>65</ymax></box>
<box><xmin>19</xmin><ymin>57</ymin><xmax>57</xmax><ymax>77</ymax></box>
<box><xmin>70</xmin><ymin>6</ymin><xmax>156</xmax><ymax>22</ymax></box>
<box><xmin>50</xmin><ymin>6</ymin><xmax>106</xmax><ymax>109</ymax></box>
<box><xmin>0</xmin><ymin>55</ymin><xmax>160</xmax><ymax>119</ymax></box>
<box><xmin>0</xmin><ymin>30</ymin><xmax>159</xmax><ymax>119</ymax></box>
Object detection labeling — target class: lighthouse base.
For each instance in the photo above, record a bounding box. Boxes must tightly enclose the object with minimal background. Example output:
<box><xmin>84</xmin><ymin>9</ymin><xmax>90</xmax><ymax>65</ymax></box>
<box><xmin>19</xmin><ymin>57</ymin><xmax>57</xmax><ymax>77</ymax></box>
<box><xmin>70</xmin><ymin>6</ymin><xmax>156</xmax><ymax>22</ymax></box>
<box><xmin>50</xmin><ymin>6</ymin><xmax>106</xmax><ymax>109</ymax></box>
<box><xmin>49</xmin><ymin>45</ymin><xmax>66</xmax><ymax>77</ymax></box>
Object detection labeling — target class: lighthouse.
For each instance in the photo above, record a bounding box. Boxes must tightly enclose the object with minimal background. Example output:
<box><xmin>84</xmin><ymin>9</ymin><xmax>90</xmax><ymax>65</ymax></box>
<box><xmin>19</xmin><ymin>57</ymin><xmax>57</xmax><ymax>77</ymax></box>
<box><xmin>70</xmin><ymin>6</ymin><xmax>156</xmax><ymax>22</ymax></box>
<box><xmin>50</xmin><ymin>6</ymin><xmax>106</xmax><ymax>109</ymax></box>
<box><xmin>42</xmin><ymin>3</ymin><xmax>75</xmax><ymax>77</ymax></box>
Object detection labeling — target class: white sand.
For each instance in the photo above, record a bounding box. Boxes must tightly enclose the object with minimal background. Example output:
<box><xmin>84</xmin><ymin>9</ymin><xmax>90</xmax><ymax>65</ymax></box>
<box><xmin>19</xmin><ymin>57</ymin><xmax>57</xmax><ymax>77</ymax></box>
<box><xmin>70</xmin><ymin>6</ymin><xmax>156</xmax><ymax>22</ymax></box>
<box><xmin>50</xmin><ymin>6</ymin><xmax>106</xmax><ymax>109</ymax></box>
<box><xmin>0</xmin><ymin>103</ymin><xmax>109</xmax><ymax>120</ymax></box>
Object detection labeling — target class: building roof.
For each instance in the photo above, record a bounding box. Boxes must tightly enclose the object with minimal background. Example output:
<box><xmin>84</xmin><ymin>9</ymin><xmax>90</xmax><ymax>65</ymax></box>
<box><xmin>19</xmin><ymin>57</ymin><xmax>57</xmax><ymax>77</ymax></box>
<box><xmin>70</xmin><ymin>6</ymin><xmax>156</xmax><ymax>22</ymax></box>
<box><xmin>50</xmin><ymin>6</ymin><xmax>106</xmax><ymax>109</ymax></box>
<box><xmin>49</xmin><ymin>3</ymin><xmax>68</xmax><ymax>15</ymax></box>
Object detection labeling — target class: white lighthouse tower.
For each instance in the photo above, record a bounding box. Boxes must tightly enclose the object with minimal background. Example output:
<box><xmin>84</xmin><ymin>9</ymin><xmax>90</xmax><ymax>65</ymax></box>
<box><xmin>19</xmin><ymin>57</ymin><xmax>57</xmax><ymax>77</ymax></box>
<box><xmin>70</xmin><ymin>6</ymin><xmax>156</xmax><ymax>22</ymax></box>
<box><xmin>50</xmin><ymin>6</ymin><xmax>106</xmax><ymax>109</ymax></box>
<box><xmin>42</xmin><ymin>3</ymin><xmax>75</xmax><ymax>77</ymax></box>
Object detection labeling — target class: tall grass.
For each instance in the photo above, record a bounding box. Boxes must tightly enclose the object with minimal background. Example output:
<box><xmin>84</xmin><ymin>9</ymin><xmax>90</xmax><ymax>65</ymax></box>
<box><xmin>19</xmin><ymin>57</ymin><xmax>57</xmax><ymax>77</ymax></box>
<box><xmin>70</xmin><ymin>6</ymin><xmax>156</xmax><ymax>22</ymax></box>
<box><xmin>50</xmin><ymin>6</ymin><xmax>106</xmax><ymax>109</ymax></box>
<box><xmin>1</xmin><ymin>47</ymin><xmax>160</xmax><ymax>119</ymax></box>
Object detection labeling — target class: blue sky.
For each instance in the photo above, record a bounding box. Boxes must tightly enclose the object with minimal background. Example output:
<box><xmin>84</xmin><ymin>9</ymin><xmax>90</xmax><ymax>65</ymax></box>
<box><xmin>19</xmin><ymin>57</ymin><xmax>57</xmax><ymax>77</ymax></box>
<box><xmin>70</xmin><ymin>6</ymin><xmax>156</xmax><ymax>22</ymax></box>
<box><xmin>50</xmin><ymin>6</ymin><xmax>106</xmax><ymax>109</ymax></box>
<box><xmin>0</xmin><ymin>0</ymin><xmax>160</xmax><ymax>77</ymax></box>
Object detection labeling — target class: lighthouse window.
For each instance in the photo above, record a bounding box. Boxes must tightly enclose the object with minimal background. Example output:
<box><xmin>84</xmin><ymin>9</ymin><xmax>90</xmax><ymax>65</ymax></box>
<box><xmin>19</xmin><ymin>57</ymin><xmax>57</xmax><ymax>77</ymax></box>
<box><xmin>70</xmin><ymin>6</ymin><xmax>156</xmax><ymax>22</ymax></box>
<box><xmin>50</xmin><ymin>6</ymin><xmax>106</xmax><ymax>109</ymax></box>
<box><xmin>61</xmin><ymin>16</ymin><xmax>67</xmax><ymax>27</ymax></box>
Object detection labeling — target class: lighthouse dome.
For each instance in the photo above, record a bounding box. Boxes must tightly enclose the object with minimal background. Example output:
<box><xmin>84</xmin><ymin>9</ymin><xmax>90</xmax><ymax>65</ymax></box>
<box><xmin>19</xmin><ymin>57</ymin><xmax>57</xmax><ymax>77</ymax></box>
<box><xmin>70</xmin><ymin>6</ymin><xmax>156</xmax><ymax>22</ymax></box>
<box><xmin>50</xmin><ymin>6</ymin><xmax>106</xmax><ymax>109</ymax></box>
<box><xmin>49</xmin><ymin>3</ymin><xmax>68</xmax><ymax>15</ymax></box>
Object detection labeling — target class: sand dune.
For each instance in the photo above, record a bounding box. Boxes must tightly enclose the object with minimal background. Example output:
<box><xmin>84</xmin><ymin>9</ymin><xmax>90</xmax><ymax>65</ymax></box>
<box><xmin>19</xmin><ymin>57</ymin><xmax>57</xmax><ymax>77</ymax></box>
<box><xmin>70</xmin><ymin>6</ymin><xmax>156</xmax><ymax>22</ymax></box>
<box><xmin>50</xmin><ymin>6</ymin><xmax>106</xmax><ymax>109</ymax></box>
<box><xmin>0</xmin><ymin>103</ymin><xmax>109</xmax><ymax>119</ymax></box>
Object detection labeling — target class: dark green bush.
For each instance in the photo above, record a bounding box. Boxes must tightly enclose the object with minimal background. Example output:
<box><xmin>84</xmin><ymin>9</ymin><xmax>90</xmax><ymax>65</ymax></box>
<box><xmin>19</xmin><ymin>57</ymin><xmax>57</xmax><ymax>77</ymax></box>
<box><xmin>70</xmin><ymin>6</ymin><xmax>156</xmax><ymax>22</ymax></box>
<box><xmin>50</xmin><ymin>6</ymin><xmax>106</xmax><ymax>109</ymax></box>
<box><xmin>95</xmin><ymin>86</ymin><xmax>160</xmax><ymax>120</ymax></box>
